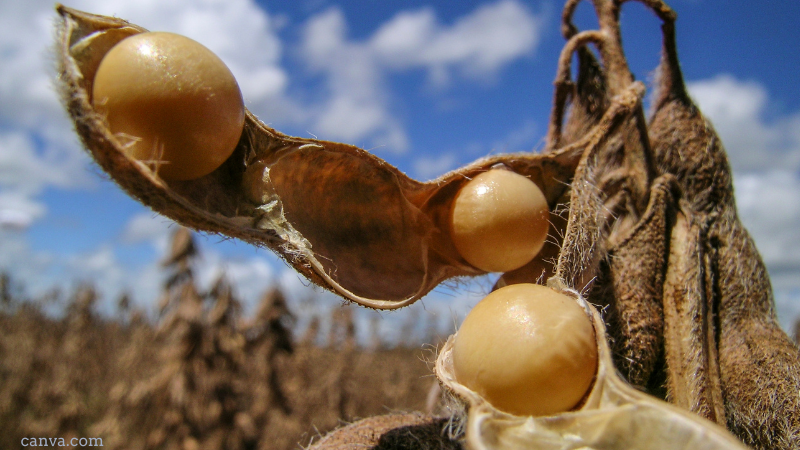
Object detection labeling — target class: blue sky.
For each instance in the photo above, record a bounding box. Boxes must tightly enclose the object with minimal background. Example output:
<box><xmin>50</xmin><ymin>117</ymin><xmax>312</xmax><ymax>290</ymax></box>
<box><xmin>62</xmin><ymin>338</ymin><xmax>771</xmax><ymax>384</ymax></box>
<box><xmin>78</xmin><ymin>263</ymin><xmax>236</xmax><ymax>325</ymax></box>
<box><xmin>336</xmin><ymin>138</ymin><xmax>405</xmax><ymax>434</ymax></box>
<box><xmin>1</xmin><ymin>0</ymin><xmax>800</xmax><ymax>339</ymax></box>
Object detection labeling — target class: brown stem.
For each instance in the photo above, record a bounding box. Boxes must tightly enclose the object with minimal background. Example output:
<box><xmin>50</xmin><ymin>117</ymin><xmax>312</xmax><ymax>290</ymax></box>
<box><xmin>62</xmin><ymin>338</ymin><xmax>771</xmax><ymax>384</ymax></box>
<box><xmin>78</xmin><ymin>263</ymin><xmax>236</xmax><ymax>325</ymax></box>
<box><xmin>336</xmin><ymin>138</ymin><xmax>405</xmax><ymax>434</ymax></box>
<box><xmin>561</xmin><ymin>0</ymin><xmax>584</xmax><ymax>38</ymax></box>
<box><xmin>546</xmin><ymin>30</ymin><xmax>606</xmax><ymax>150</ymax></box>
<box><xmin>589</xmin><ymin>0</ymin><xmax>633</xmax><ymax>94</ymax></box>
<box><xmin>619</xmin><ymin>0</ymin><xmax>685</xmax><ymax>108</ymax></box>
<box><xmin>554</xmin><ymin>82</ymin><xmax>646</xmax><ymax>288</ymax></box>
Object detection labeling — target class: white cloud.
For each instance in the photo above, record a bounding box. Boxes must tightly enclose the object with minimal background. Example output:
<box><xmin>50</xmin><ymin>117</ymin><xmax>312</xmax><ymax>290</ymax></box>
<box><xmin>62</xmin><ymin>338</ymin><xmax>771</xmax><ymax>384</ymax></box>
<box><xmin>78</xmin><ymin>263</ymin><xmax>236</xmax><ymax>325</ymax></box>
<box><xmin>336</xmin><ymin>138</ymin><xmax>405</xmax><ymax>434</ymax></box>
<box><xmin>369</xmin><ymin>9</ymin><xmax>437</xmax><ymax>67</ymax></box>
<box><xmin>775</xmin><ymin>290</ymin><xmax>800</xmax><ymax>335</ymax></box>
<box><xmin>370</xmin><ymin>1</ymin><xmax>541</xmax><ymax>81</ymax></box>
<box><xmin>0</xmin><ymin>192</ymin><xmax>46</xmax><ymax>230</ymax></box>
<box><xmin>300</xmin><ymin>9</ymin><xmax>407</xmax><ymax>151</ymax></box>
<box><xmin>734</xmin><ymin>171</ymin><xmax>800</xmax><ymax>285</ymax></box>
<box><xmin>0</xmin><ymin>0</ymin><xmax>96</xmax><ymax>233</ymax></box>
<box><xmin>300</xmin><ymin>1</ymin><xmax>543</xmax><ymax>153</ymax></box>
<box><xmin>121</xmin><ymin>211</ymin><xmax>175</xmax><ymax>254</ymax></box>
<box><xmin>0</xmin><ymin>131</ymin><xmax>88</xmax><ymax>190</ymax></box>
<box><xmin>414</xmin><ymin>153</ymin><xmax>458</xmax><ymax>181</ymax></box>
<box><xmin>0</xmin><ymin>230</ymin><xmax>55</xmax><ymax>287</ymax></box>
<box><xmin>0</xmin><ymin>130</ymin><xmax>90</xmax><ymax>230</ymax></box>
<box><xmin>0</xmin><ymin>0</ymin><xmax>63</xmax><ymax>130</ymax></box>
<box><xmin>68</xmin><ymin>245</ymin><xmax>123</xmax><ymax>281</ymax></box>
<box><xmin>688</xmin><ymin>75</ymin><xmax>800</xmax><ymax>173</ymax></box>
<box><xmin>315</xmin><ymin>94</ymin><xmax>407</xmax><ymax>150</ymax></box>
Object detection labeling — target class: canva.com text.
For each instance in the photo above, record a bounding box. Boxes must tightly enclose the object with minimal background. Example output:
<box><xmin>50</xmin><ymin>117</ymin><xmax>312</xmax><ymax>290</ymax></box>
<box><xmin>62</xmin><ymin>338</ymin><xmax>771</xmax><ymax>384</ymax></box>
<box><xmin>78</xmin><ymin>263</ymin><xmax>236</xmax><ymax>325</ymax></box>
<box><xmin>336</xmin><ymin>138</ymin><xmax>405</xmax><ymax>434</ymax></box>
<box><xmin>21</xmin><ymin>437</ymin><xmax>103</xmax><ymax>447</ymax></box>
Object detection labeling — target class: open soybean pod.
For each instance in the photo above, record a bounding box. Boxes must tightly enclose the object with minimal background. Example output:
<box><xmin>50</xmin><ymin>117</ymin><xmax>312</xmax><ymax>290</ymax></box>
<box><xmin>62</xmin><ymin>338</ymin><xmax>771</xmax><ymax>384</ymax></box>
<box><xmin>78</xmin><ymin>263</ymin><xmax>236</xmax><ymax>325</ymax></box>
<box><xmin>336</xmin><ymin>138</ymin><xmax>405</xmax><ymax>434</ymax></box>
<box><xmin>311</xmin><ymin>283</ymin><xmax>750</xmax><ymax>450</ymax></box>
<box><xmin>434</xmin><ymin>280</ymin><xmax>749</xmax><ymax>450</ymax></box>
<box><xmin>55</xmin><ymin>6</ymin><xmax>581</xmax><ymax>309</ymax></box>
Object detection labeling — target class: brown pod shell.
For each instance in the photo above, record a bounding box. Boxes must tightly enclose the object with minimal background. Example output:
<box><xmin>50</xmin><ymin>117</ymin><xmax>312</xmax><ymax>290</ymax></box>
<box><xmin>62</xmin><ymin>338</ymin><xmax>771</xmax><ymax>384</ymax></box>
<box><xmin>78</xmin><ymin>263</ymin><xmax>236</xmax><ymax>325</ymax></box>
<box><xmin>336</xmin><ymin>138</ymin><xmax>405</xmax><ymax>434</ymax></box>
<box><xmin>434</xmin><ymin>278</ymin><xmax>748</xmax><ymax>450</ymax></box>
<box><xmin>306</xmin><ymin>413</ymin><xmax>460</xmax><ymax>450</ymax></box>
<box><xmin>647</xmin><ymin>8</ymin><xmax>800</xmax><ymax>447</ymax></box>
<box><xmin>55</xmin><ymin>5</ymin><xmax>583</xmax><ymax>309</ymax></box>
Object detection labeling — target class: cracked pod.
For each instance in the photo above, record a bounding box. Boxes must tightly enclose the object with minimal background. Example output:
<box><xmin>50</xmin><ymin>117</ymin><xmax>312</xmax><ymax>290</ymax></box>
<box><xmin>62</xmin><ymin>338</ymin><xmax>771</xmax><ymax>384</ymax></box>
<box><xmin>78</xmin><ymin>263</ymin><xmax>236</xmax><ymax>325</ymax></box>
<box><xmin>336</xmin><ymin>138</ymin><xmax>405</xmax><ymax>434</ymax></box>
<box><xmin>55</xmin><ymin>5</ymin><xmax>582</xmax><ymax>309</ymax></box>
<box><xmin>434</xmin><ymin>278</ymin><xmax>748</xmax><ymax>450</ymax></box>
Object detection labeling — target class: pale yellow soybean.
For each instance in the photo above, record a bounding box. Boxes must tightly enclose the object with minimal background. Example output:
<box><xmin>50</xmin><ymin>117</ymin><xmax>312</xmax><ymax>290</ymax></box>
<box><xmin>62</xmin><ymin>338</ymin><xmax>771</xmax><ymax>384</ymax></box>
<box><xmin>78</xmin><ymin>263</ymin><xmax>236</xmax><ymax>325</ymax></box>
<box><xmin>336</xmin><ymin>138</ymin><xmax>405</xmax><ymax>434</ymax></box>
<box><xmin>452</xmin><ymin>283</ymin><xmax>597</xmax><ymax>417</ymax></box>
<box><xmin>92</xmin><ymin>32</ymin><xmax>245</xmax><ymax>181</ymax></box>
<box><xmin>450</xmin><ymin>169</ymin><xmax>549</xmax><ymax>273</ymax></box>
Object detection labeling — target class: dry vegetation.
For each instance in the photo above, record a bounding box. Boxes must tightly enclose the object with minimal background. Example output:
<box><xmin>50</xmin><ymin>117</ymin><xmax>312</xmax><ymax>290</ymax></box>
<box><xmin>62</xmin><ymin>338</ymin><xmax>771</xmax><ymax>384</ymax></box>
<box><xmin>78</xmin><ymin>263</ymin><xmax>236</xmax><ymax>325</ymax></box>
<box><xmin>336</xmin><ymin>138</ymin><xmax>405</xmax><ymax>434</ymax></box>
<box><xmin>0</xmin><ymin>229</ymin><xmax>437</xmax><ymax>450</ymax></box>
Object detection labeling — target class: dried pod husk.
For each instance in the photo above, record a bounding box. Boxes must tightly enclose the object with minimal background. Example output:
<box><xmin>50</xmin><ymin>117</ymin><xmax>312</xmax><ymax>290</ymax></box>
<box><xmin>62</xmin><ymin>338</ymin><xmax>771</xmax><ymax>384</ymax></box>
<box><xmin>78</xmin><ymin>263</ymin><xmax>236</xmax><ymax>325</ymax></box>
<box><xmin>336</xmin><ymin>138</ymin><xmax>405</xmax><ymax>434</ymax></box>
<box><xmin>590</xmin><ymin>174</ymin><xmax>677</xmax><ymax>391</ymax></box>
<box><xmin>645</xmin><ymin>5</ymin><xmax>800</xmax><ymax>448</ymax></box>
<box><xmin>512</xmin><ymin>27</ymin><xmax>677</xmax><ymax>391</ymax></box>
<box><xmin>55</xmin><ymin>5</ymin><xmax>582</xmax><ymax>309</ymax></box>
<box><xmin>554</xmin><ymin>79</ymin><xmax>649</xmax><ymax>291</ymax></box>
<box><xmin>434</xmin><ymin>278</ymin><xmax>748</xmax><ymax>450</ymax></box>
<box><xmin>306</xmin><ymin>413</ymin><xmax>460</xmax><ymax>450</ymax></box>
<box><xmin>542</xmin><ymin>69</ymin><xmax>676</xmax><ymax>396</ymax></box>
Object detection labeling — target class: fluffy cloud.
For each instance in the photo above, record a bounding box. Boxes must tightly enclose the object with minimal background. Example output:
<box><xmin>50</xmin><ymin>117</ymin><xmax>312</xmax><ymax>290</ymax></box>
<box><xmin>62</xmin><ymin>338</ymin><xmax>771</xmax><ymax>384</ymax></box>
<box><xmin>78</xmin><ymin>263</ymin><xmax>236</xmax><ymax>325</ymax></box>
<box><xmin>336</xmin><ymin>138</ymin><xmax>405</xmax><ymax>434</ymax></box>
<box><xmin>300</xmin><ymin>0</ymin><xmax>543</xmax><ymax>153</ymax></box>
<box><xmin>688</xmin><ymin>75</ymin><xmax>800</xmax><ymax>173</ymax></box>
<box><xmin>0</xmin><ymin>230</ymin><xmax>54</xmax><ymax>289</ymax></box>
<box><xmin>300</xmin><ymin>8</ymin><xmax>411</xmax><ymax>152</ymax></box>
<box><xmin>371</xmin><ymin>1</ymin><xmax>541</xmax><ymax>80</ymax></box>
<box><xmin>0</xmin><ymin>130</ymin><xmax>89</xmax><ymax>230</ymax></box>
<box><xmin>122</xmin><ymin>212</ymin><xmax>175</xmax><ymax>251</ymax></box>
<box><xmin>0</xmin><ymin>0</ymin><xmax>64</xmax><ymax>130</ymax></box>
<box><xmin>732</xmin><ymin>170</ymin><xmax>800</xmax><ymax>329</ymax></box>
<box><xmin>413</xmin><ymin>153</ymin><xmax>458</xmax><ymax>181</ymax></box>
<box><xmin>0</xmin><ymin>0</ymin><xmax>97</xmax><ymax>230</ymax></box>
<box><xmin>734</xmin><ymin>171</ymin><xmax>800</xmax><ymax>272</ymax></box>
<box><xmin>0</xmin><ymin>193</ymin><xmax>45</xmax><ymax>230</ymax></box>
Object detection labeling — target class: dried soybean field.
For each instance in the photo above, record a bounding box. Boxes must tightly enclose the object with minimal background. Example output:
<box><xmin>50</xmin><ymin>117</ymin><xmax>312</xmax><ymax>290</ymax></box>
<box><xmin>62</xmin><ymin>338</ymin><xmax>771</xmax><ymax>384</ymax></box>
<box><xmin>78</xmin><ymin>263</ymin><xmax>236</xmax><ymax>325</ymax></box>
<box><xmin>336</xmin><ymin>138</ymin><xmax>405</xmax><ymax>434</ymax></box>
<box><xmin>0</xmin><ymin>229</ymin><xmax>438</xmax><ymax>450</ymax></box>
